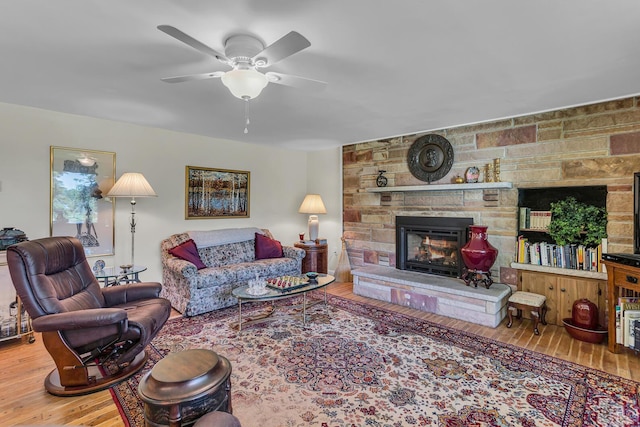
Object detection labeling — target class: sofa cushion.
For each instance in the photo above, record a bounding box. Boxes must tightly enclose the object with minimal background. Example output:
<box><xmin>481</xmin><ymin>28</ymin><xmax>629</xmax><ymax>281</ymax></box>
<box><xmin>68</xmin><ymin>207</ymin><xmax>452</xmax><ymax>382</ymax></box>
<box><xmin>255</xmin><ymin>232</ymin><xmax>283</xmax><ymax>259</ymax></box>
<box><xmin>188</xmin><ymin>227</ymin><xmax>264</xmax><ymax>248</ymax></box>
<box><xmin>195</xmin><ymin>266</ymin><xmax>237</xmax><ymax>289</ymax></box>
<box><xmin>231</xmin><ymin>263</ymin><xmax>266</xmax><ymax>282</ymax></box>
<box><xmin>199</xmin><ymin>240</ymin><xmax>255</xmax><ymax>268</ymax></box>
<box><xmin>169</xmin><ymin>239</ymin><xmax>206</xmax><ymax>270</ymax></box>
<box><xmin>251</xmin><ymin>258</ymin><xmax>301</xmax><ymax>278</ymax></box>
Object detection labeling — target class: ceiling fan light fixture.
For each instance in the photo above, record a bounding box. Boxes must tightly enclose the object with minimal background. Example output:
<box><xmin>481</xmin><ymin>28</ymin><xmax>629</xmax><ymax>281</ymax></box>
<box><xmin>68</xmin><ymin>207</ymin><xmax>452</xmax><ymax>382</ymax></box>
<box><xmin>221</xmin><ymin>69</ymin><xmax>268</xmax><ymax>99</ymax></box>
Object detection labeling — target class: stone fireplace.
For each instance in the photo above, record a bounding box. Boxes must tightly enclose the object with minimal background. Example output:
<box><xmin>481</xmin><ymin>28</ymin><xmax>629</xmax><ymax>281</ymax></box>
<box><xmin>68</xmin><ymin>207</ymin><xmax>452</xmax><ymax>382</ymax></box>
<box><xmin>352</xmin><ymin>217</ymin><xmax>510</xmax><ymax>328</ymax></box>
<box><xmin>396</xmin><ymin>216</ymin><xmax>473</xmax><ymax>278</ymax></box>
<box><xmin>344</xmin><ymin>97</ymin><xmax>640</xmax><ymax>328</ymax></box>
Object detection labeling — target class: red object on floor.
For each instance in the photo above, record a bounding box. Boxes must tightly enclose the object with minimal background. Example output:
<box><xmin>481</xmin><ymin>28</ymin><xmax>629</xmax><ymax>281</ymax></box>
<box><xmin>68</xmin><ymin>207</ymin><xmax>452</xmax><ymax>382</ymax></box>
<box><xmin>572</xmin><ymin>298</ymin><xmax>599</xmax><ymax>329</ymax></box>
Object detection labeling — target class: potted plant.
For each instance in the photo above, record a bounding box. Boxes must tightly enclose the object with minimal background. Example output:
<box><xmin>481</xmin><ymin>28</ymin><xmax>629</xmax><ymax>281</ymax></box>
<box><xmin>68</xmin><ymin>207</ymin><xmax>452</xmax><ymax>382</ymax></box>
<box><xmin>547</xmin><ymin>196</ymin><xmax>607</xmax><ymax>246</ymax></box>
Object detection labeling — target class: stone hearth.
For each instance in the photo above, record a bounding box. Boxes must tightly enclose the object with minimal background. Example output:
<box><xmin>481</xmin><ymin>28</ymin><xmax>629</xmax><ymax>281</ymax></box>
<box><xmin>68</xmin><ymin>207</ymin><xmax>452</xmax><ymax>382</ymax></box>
<box><xmin>352</xmin><ymin>266</ymin><xmax>512</xmax><ymax>328</ymax></box>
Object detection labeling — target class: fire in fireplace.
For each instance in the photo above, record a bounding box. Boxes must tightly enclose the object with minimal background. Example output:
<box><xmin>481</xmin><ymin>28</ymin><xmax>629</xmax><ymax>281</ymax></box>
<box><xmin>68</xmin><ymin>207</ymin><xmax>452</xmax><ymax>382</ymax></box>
<box><xmin>396</xmin><ymin>216</ymin><xmax>473</xmax><ymax>278</ymax></box>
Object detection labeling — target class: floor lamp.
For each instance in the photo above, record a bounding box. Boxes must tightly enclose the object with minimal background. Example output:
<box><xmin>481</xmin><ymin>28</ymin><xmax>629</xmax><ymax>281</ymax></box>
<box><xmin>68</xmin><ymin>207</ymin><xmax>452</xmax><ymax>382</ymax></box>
<box><xmin>107</xmin><ymin>172</ymin><xmax>157</xmax><ymax>269</ymax></box>
<box><xmin>298</xmin><ymin>194</ymin><xmax>327</xmax><ymax>241</ymax></box>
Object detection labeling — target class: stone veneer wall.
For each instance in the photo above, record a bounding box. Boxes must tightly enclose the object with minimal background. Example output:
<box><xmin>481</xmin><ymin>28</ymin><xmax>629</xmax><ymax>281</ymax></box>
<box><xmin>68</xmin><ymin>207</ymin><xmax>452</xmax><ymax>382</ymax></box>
<box><xmin>342</xmin><ymin>96</ymin><xmax>640</xmax><ymax>285</ymax></box>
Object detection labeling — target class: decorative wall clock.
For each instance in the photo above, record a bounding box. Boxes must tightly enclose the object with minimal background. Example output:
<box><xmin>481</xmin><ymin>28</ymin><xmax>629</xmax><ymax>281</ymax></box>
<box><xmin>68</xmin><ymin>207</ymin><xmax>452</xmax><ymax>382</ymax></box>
<box><xmin>407</xmin><ymin>134</ymin><xmax>454</xmax><ymax>183</ymax></box>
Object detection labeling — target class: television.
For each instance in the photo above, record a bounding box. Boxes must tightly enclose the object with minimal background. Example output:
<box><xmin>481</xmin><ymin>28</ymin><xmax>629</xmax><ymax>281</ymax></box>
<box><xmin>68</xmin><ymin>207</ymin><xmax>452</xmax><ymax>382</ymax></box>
<box><xmin>635</xmin><ymin>172</ymin><xmax>640</xmax><ymax>254</ymax></box>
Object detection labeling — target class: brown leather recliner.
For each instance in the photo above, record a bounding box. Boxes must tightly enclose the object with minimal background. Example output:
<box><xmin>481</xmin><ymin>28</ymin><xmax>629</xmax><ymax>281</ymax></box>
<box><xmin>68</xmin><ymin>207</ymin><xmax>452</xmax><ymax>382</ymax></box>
<box><xmin>7</xmin><ymin>236</ymin><xmax>171</xmax><ymax>396</ymax></box>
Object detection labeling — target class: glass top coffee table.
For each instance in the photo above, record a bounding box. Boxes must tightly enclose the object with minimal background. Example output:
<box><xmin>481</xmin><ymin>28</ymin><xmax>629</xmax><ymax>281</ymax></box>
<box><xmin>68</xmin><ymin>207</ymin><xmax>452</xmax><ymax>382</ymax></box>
<box><xmin>93</xmin><ymin>265</ymin><xmax>147</xmax><ymax>287</ymax></box>
<box><xmin>231</xmin><ymin>274</ymin><xmax>335</xmax><ymax>332</ymax></box>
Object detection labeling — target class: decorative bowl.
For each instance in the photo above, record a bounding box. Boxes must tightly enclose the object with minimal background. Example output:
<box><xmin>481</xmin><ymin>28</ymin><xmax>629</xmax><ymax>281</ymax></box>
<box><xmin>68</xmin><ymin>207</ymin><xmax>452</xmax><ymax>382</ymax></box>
<box><xmin>306</xmin><ymin>272</ymin><xmax>319</xmax><ymax>280</ymax></box>
<box><xmin>562</xmin><ymin>318</ymin><xmax>608</xmax><ymax>344</ymax></box>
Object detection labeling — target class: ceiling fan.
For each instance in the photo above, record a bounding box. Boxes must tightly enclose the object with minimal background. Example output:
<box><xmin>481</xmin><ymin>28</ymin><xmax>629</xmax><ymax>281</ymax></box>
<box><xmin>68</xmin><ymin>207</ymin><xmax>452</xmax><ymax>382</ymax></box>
<box><xmin>157</xmin><ymin>25</ymin><xmax>327</xmax><ymax>100</ymax></box>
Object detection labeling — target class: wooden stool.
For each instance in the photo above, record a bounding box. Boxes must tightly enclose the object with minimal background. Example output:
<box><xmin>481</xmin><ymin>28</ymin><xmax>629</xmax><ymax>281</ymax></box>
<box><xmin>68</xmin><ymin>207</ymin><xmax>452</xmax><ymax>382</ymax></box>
<box><xmin>506</xmin><ymin>291</ymin><xmax>547</xmax><ymax>335</ymax></box>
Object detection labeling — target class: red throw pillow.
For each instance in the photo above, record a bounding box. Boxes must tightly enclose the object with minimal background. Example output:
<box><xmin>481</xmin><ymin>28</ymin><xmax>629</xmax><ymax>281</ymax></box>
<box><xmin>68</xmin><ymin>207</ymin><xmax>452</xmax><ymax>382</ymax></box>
<box><xmin>255</xmin><ymin>232</ymin><xmax>283</xmax><ymax>260</ymax></box>
<box><xmin>169</xmin><ymin>239</ymin><xmax>206</xmax><ymax>269</ymax></box>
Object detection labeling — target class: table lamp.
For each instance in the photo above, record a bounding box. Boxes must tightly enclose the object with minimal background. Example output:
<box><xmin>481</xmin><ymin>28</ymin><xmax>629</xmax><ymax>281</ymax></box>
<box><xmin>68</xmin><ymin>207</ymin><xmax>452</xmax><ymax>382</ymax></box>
<box><xmin>298</xmin><ymin>194</ymin><xmax>327</xmax><ymax>241</ymax></box>
<box><xmin>107</xmin><ymin>172</ymin><xmax>157</xmax><ymax>269</ymax></box>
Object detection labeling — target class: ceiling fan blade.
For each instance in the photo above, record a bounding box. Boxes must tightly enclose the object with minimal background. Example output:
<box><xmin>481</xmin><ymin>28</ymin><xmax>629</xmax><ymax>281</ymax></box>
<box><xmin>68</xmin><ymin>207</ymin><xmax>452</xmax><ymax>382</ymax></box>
<box><xmin>253</xmin><ymin>31</ymin><xmax>311</xmax><ymax>67</ymax></box>
<box><xmin>266</xmin><ymin>72</ymin><xmax>327</xmax><ymax>92</ymax></box>
<box><xmin>161</xmin><ymin>71</ymin><xmax>225</xmax><ymax>83</ymax></box>
<box><xmin>158</xmin><ymin>25</ymin><xmax>229</xmax><ymax>63</ymax></box>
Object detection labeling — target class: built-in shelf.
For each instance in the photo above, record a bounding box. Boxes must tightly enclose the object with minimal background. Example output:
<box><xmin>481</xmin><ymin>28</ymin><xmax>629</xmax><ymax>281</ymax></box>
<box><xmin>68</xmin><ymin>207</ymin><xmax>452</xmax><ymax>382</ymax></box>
<box><xmin>366</xmin><ymin>182</ymin><xmax>513</xmax><ymax>193</ymax></box>
<box><xmin>510</xmin><ymin>262</ymin><xmax>607</xmax><ymax>280</ymax></box>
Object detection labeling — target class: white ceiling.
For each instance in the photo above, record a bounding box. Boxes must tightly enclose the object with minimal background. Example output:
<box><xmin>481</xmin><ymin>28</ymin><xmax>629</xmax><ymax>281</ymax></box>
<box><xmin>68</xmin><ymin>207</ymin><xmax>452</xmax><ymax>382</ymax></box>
<box><xmin>2</xmin><ymin>1</ymin><xmax>639</xmax><ymax>151</ymax></box>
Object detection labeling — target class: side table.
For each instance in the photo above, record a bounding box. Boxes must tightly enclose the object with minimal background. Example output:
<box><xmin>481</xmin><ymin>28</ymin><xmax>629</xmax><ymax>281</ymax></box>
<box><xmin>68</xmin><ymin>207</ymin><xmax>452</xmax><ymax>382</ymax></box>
<box><xmin>294</xmin><ymin>242</ymin><xmax>328</xmax><ymax>274</ymax></box>
<box><xmin>603</xmin><ymin>258</ymin><xmax>640</xmax><ymax>353</ymax></box>
<box><xmin>138</xmin><ymin>348</ymin><xmax>232</xmax><ymax>427</ymax></box>
<box><xmin>93</xmin><ymin>265</ymin><xmax>147</xmax><ymax>287</ymax></box>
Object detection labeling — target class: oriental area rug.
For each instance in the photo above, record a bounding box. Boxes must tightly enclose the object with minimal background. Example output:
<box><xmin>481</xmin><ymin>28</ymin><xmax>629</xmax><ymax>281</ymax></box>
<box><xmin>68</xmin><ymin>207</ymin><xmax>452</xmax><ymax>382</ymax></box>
<box><xmin>111</xmin><ymin>294</ymin><xmax>640</xmax><ymax>427</ymax></box>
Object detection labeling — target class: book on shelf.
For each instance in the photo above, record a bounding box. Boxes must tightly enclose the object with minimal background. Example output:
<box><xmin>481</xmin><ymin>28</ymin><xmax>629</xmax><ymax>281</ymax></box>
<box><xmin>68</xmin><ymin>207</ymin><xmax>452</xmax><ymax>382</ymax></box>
<box><xmin>623</xmin><ymin>309</ymin><xmax>640</xmax><ymax>347</ymax></box>
<box><xmin>516</xmin><ymin>235</ymin><xmax>527</xmax><ymax>263</ymax></box>
<box><xmin>519</xmin><ymin>207</ymin><xmax>531</xmax><ymax>229</ymax></box>
<box><xmin>616</xmin><ymin>305</ymin><xmax>622</xmax><ymax>344</ymax></box>
<box><xmin>600</xmin><ymin>238</ymin><xmax>608</xmax><ymax>273</ymax></box>
<box><xmin>634</xmin><ymin>320</ymin><xmax>640</xmax><ymax>351</ymax></box>
<box><xmin>616</xmin><ymin>298</ymin><xmax>640</xmax><ymax>344</ymax></box>
<box><xmin>540</xmin><ymin>242</ymin><xmax>549</xmax><ymax>266</ymax></box>
<box><xmin>519</xmin><ymin>208</ymin><xmax>552</xmax><ymax>230</ymax></box>
<box><xmin>531</xmin><ymin>210</ymin><xmax>552</xmax><ymax>230</ymax></box>
<box><xmin>514</xmin><ymin>238</ymin><xmax>606</xmax><ymax>273</ymax></box>
<box><xmin>529</xmin><ymin>243</ymin><xmax>539</xmax><ymax>265</ymax></box>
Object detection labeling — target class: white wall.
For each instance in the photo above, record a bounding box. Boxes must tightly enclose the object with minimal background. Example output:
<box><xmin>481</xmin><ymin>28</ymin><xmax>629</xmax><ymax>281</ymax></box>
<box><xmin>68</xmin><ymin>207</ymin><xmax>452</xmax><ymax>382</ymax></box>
<box><xmin>0</xmin><ymin>102</ymin><xmax>343</xmax><ymax>282</ymax></box>
<box><xmin>304</xmin><ymin>148</ymin><xmax>343</xmax><ymax>271</ymax></box>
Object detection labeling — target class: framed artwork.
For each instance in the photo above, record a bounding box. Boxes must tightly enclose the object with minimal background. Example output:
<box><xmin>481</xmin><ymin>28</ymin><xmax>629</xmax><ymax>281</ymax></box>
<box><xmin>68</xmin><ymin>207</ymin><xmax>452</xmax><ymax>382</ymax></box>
<box><xmin>50</xmin><ymin>146</ymin><xmax>116</xmax><ymax>257</ymax></box>
<box><xmin>185</xmin><ymin>166</ymin><xmax>250</xmax><ymax>219</ymax></box>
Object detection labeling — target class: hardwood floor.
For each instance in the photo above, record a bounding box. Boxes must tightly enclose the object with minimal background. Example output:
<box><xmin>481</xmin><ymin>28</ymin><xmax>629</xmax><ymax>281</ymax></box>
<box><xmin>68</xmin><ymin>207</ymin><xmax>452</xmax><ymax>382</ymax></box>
<box><xmin>2</xmin><ymin>281</ymin><xmax>639</xmax><ymax>426</ymax></box>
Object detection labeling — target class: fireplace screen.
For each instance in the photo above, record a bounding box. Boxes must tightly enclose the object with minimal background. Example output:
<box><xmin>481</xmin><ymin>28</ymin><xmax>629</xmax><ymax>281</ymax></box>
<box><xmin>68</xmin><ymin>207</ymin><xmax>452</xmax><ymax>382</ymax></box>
<box><xmin>396</xmin><ymin>216</ymin><xmax>473</xmax><ymax>278</ymax></box>
<box><xmin>407</xmin><ymin>232</ymin><xmax>459</xmax><ymax>268</ymax></box>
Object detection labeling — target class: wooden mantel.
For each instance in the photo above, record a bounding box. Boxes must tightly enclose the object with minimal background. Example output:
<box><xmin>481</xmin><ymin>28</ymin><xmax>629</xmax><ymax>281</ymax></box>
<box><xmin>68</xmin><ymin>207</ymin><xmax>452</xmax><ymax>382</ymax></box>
<box><xmin>366</xmin><ymin>182</ymin><xmax>513</xmax><ymax>193</ymax></box>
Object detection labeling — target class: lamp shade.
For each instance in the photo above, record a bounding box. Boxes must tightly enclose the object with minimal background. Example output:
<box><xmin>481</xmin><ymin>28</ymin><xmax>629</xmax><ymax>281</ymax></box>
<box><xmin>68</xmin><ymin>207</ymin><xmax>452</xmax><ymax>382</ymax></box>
<box><xmin>298</xmin><ymin>194</ymin><xmax>327</xmax><ymax>214</ymax></box>
<box><xmin>107</xmin><ymin>173</ymin><xmax>157</xmax><ymax>198</ymax></box>
<box><xmin>221</xmin><ymin>69</ymin><xmax>269</xmax><ymax>100</ymax></box>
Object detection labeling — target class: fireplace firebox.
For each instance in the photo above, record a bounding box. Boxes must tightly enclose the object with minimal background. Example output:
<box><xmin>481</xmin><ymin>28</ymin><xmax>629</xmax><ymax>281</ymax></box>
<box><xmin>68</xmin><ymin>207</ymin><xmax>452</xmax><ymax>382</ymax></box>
<box><xmin>396</xmin><ymin>216</ymin><xmax>473</xmax><ymax>278</ymax></box>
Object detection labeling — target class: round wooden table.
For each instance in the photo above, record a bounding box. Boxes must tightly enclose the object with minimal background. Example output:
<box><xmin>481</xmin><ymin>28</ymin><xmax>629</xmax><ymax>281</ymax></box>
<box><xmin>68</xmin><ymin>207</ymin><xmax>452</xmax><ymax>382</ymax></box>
<box><xmin>138</xmin><ymin>349</ymin><xmax>232</xmax><ymax>427</ymax></box>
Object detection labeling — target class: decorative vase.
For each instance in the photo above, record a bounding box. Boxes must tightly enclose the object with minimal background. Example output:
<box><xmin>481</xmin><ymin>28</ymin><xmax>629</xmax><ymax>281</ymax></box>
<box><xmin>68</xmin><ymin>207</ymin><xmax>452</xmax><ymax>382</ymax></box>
<box><xmin>460</xmin><ymin>225</ymin><xmax>498</xmax><ymax>273</ymax></box>
<box><xmin>571</xmin><ymin>298</ymin><xmax>599</xmax><ymax>329</ymax></box>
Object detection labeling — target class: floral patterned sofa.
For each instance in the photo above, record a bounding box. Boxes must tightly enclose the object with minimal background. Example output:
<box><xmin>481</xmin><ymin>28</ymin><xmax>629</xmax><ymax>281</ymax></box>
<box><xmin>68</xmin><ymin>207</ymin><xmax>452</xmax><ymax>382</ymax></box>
<box><xmin>160</xmin><ymin>227</ymin><xmax>305</xmax><ymax>316</ymax></box>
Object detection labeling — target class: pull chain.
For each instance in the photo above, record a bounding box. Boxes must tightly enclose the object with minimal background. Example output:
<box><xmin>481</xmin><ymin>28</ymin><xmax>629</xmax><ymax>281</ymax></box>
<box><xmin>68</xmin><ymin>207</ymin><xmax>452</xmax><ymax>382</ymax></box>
<box><xmin>243</xmin><ymin>98</ymin><xmax>250</xmax><ymax>134</ymax></box>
